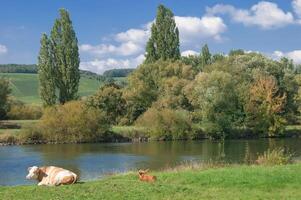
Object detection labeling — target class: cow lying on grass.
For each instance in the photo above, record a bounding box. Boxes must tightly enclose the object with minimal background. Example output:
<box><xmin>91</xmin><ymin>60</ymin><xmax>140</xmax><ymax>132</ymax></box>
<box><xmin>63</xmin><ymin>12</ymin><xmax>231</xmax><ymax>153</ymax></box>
<box><xmin>138</xmin><ymin>169</ymin><xmax>156</xmax><ymax>182</ymax></box>
<box><xmin>26</xmin><ymin>166</ymin><xmax>78</xmax><ymax>186</ymax></box>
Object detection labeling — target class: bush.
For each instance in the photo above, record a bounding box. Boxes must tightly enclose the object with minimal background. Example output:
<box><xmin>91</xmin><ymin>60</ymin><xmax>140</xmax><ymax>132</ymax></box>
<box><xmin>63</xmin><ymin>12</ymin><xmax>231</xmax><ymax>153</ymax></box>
<box><xmin>256</xmin><ymin>148</ymin><xmax>292</xmax><ymax>166</ymax></box>
<box><xmin>24</xmin><ymin>101</ymin><xmax>111</xmax><ymax>143</ymax></box>
<box><xmin>136</xmin><ymin>108</ymin><xmax>192</xmax><ymax>140</ymax></box>
<box><xmin>8</xmin><ymin>101</ymin><xmax>43</xmax><ymax>120</ymax></box>
<box><xmin>18</xmin><ymin>127</ymin><xmax>45</xmax><ymax>144</ymax></box>
<box><xmin>0</xmin><ymin>132</ymin><xmax>18</xmax><ymax>144</ymax></box>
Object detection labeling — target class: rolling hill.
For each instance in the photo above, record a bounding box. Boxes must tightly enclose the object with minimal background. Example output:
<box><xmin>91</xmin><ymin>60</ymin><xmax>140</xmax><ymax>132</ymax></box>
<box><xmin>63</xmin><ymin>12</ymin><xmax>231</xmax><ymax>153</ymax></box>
<box><xmin>0</xmin><ymin>73</ymin><xmax>125</xmax><ymax>104</ymax></box>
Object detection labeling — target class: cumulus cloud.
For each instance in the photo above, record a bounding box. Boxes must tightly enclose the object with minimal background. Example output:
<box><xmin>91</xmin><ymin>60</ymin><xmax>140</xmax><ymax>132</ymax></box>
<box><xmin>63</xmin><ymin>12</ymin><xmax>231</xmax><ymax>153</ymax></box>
<box><xmin>0</xmin><ymin>44</ymin><xmax>8</xmax><ymax>54</ymax></box>
<box><xmin>272</xmin><ymin>50</ymin><xmax>301</xmax><ymax>64</ymax></box>
<box><xmin>79</xmin><ymin>14</ymin><xmax>227</xmax><ymax>73</ymax></box>
<box><xmin>80</xmin><ymin>15</ymin><xmax>227</xmax><ymax>58</ymax></box>
<box><xmin>293</xmin><ymin>0</ymin><xmax>301</xmax><ymax>17</ymax></box>
<box><xmin>175</xmin><ymin>16</ymin><xmax>226</xmax><ymax>45</ymax></box>
<box><xmin>80</xmin><ymin>54</ymin><xmax>145</xmax><ymax>74</ymax></box>
<box><xmin>181</xmin><ymin>50</ymin><xmax>199</xmax><ymax>57</ymax></box>
<box><xmin>206</xmin><ymin>1</ymin><xmax>294</xmax><ymax>29</ymax></box>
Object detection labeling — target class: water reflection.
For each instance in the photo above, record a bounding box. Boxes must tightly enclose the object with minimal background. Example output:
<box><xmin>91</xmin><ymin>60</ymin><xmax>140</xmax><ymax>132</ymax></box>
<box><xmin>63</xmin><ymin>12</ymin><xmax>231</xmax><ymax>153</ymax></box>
<box><xmin>1</xmin><ymin>138</ymin><xmax>301</xmax><ymax>186</ymax></box>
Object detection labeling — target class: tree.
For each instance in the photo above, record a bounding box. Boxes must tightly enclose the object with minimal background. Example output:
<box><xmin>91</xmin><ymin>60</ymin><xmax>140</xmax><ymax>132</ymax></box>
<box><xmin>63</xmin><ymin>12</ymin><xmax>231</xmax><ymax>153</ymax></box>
<box><xmin>50</xmin><ymin>9</ymin><xmax>80</xmax><ymax>104</ymax></box>
<box><xmin>38</xmin><ymin>33</ymin><xmax>56</xmax><ymax>107</ymax></box>
<box><xmin>200</xmin><ymin>44</ymin><xmax>211</xmax><ymax>69</ymax></box>
<box><xmin>145</xmin><ymin>4</ymin><xmax>180</xmax><ymax>63</ymax></box>
<box><xmin>246</xmin><ymin>75</ymin><xmax>287</xmax><ymax>136</ymax></box>
<box><xmin>86</xmin><ymin>83</ymin><xmax>126</xmax><ymax>124</ymax></box>
<box><xmin>0</xmin><ymin>78</ymin><xmax>11</xmax><ymax>119</ymax></box>
<box><xmin>186</xmin><ymin>70</ymin><xmax>242</xmax><ymax>139</ymax></box>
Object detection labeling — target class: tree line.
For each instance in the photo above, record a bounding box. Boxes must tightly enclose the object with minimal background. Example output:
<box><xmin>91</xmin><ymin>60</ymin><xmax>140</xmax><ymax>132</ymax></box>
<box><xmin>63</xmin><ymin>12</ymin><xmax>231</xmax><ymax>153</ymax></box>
<box><xmin>1</xmin><ymin>4</ymin><xmax>301</xmax><ymax>143</ymax></box>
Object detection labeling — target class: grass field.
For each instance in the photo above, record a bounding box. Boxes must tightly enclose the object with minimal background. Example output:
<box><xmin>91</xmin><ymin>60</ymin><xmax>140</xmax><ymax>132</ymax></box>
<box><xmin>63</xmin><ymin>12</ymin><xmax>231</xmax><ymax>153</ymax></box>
<box><xmin>0</xmin><ymin>73</ymin><xmax>125</xmax><ymax>104</ymax></box>
<box><xmin>0</xmin><ymin>164</ymin><xmax>301</xmax><ymax>199</ymax></box>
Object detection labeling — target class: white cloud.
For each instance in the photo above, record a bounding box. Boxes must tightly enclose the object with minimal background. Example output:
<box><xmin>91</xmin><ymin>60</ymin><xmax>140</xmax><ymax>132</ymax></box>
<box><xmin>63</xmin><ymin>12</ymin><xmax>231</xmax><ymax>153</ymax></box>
<box><xmin>0</xmin><ymin>44</ymin><xmax>8</xmax><ymax>54</ymax></box>
<box><xmin>181</xmin><ymin>50</ymin><xmax>199</xmax><ymax>57</ymax></box>
<box><xmin>80</xmin><ymin>54</ymin><xmax>145</xmax><ymax>74</ymax></box>
<box><xmin>175</xmin><ymin>16</ymin><xmax>226</xmax><ymax>45</ymax></box>
<box><xmin>80</xmin><ymin>41</ymin><xmax>143</xmax><ymax>57</ymax></box>
<box><xmin>293</xmin><ymin>0</ymin><xmax>301</xmax><ymax>17</ymax></box>
<box><xmin>80</xmin><ymin>14</ymin><xmax>227</xmax><ymax>59</ymax></box>
<box><xmin>272</xmin><ymin>50</ymin><xmax>301</xmax><ymax>64</ymax></box>
<box><xmin>115</xmin><ymin>28</ymin><xmax>149</xmax><ymax>44</ymax></box>
<box><xmin>206</xmin><ymin>1</ymin><xmax>294</xmax><ymax>29</ymax></box>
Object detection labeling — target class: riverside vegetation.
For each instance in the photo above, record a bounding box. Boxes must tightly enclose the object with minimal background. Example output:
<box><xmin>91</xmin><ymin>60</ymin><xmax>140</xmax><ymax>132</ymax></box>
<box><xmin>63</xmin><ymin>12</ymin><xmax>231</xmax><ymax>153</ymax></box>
<box><xmin>1</xmin><ymin>5</ymin><xmax>301</xmax><ymax>144</ymax></box>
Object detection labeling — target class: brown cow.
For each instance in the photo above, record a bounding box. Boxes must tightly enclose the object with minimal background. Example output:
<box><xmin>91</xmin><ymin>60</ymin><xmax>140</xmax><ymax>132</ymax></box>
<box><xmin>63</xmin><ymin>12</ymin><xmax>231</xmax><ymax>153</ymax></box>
<box><xmin>138</xmin><ymin>169</ymin><xmax>156</xmax><ymax>182</ymax></box>
<box><xmin>26</xmin><ymin>166</ymin><xmax>78</xmax><ymax>186</ymax></box>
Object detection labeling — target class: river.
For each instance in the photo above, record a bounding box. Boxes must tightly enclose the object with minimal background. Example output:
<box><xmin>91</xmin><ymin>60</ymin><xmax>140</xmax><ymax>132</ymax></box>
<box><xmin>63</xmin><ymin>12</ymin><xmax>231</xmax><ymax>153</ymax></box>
<box><xmin>1</xmin><ymin>138</ymin><xmax>301</xmax><ymax>186</ymax></box>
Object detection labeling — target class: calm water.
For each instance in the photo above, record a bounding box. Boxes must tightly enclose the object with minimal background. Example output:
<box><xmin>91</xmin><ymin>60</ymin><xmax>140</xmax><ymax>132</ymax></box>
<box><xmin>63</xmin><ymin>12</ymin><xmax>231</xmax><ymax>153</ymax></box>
<box><xmin>1</xmin><ymin>139</ymin><xmax>301</xmax><ymax>186</ymax></box>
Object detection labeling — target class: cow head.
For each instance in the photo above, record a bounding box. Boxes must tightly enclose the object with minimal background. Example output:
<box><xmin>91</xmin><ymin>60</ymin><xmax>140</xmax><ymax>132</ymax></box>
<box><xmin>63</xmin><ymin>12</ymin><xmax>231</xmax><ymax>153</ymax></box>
<box><xmin>26</xmin><ymin>166</ymin><xmax>40</xmax><ymax>180</ymax></box>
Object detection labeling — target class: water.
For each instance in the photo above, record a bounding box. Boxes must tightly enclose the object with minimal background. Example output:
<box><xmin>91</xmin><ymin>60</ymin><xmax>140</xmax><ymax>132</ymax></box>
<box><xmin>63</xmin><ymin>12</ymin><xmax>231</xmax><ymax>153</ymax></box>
<box><xmin>1</xmin><ymin>139</ymin><xmax>301</xmax><ymax>186</ymax></box>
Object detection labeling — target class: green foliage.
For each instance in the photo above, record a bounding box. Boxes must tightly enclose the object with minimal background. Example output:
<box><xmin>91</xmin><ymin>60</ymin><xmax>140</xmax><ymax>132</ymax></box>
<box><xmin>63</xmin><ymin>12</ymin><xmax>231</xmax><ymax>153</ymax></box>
<box><xmin>86</xmin><ymin>83</ymin><xmax>126</xmax><ymax>124</ymax></box>
<box><xmin>123</xmin><ymin>60</ymin><xmax>195</xmax><ymax>124</ymax></box>
<box><xmin>103</xmin><ymin>68</ymin><xmax>134</xmax><ymax>77</ymax></box>
<box><xmin>145</xmin><ymin>4</ymin><xmax>180</xmax><ymax>63</ymax></box>
<box><xmin>49</xmin><ymin>8</ymin><xmax>80</xmax><ymax>104</ymax></box>
<box><xmin>30</xmin><ymin>101</ymin><xmax>110</xmax><ymax>143</ymax></box>
<box><xmin>38</xmin><ymin>33</ymin><xmax>56</xmax><ymax>106</ymax></box>
<box><xmin>256</xmin><ymin>148</ymin><xmax>292</xmax><ymax>166</ymax></box>
<box><xmin>200</xmin><ymin>44</ymin><xmax>211</xmax><ymax>69</ymax></box>
<box><xmin>136</xmin><ymin>108</ymin><xmax>192</xmax><ymax>140</ymax></box>
<box><xmin>186</xmin><ymin>70</ymin><xmax>242</xmax><ymax>139</ymax></box>
<box><xmin>0</xmin><ymin>78</ymin><xmax>11</xmax><ymax>119</ymax></box>
<box><xmin>0</xmin><ymin>64</ymin><xmax>37</xmax><ymax>73</ymax></box>
<box><xmin>37</xmin><ymin>9</ymin><xmax>81</xmax><ymax>105</ymax></box>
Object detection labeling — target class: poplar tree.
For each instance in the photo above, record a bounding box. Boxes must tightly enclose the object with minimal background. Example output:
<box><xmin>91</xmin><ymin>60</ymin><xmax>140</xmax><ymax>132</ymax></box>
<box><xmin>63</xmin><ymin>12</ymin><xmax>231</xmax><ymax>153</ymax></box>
<box><xmin>51</xmin><ymin>9</ymin><xmax>80</xmax><ymax>104</ymax></box>
<box><xmin>200</xmin><ymin>44</ymin><xmax>211</xmax><ymax>68</ymax></box>
<box><xmin>145</xmin><ymin>4</ymin><xmax>180</xmax><ymax>63</ymax></box>
<box><xmin>38</xmin><ymin>33</ymin><xmax>56</xmax><ymax>106</ymax></box>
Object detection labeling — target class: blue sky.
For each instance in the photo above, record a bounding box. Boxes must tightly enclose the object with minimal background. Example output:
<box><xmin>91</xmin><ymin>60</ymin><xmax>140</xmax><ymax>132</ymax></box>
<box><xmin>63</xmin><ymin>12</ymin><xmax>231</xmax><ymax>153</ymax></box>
<box><xmin>0</xmin><ymin>0</ymin><xmax>301</xmax><ymax>74</ymax></box>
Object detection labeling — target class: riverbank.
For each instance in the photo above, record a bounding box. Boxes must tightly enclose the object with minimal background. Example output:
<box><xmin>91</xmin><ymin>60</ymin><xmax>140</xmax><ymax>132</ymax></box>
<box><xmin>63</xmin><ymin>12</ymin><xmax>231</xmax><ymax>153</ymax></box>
<box><xmin>1</xmin><ymin>163</ymin><xmax>301</xmax><ymax>199</ymax></box>
<box><xmin>1</xmin><ymin>120</ymin><xmax>301</xmax><ymax>145</ymax></box>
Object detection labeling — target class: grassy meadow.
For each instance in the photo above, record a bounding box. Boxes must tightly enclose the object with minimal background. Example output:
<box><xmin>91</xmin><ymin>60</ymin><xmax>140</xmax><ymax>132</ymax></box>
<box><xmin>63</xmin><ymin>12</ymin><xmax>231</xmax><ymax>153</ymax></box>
<box><xmin>0</xmin><ymin>73</ymin><xmax>118</xmax><ymax>104</ymax></box>
<box><xmin>1</xmin><ymin>164</ymin><xmax>301</xmax><ymax>199</ymax></box>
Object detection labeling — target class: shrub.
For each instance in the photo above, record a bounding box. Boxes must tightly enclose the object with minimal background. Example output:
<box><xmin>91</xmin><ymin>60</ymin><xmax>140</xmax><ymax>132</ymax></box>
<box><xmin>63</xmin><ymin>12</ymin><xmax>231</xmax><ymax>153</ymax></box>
<box><xmin>256</xmin><ymin>148</ymin><xmax>292</xmax><ymax>166</ymax></box>
<box><xmin>8</xmin><ymin>101</ymin><xmax>43</xmax><ymax>120</ymax></box>
<box><xmin>0</xmin><ymin>132</ymin><xmax>18</xmax><ymax>144</ymax></box>
<box><xmin>18</xmin><ymin>126</ymin><xmax>45</xmax><ymax>144</ymax></box>
<box><xmin>28</xmin><ymin>101</ymin><xmax>111</xmax><ymax>143</ymax></box>
<box><xmin>136</xmin><ymin>108</ymin><xmax>192</xmax><ymax>140</ymax></box>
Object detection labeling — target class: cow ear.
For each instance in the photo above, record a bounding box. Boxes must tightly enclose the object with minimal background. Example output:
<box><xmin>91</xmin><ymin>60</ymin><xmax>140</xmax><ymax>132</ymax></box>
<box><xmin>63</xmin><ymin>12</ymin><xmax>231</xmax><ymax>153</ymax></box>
<box><xmin>28</xmin><ymin>167</ymin><xmax>32</xmax><ymax>172</ymax></box>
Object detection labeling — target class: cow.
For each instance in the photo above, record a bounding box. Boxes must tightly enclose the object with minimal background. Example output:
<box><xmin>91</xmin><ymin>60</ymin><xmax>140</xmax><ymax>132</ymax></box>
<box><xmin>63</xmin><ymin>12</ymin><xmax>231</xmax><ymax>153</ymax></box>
<box><xmin>26</xmin><ymin>166</ymin><xmax>78</xmax><ymax>186</ymax></box>
<box><xmin>138</xmin><ymin>169</ymin><xmax>157</xmax><ymax>182</ymax></box>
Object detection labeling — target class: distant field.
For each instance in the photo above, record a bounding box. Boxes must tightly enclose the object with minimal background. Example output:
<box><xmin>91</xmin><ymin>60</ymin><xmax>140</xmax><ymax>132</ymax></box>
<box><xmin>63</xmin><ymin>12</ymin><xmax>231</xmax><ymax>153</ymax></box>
<box><xmin>0</xmin><ymin>73</ymin><xmax>126</xmax><ymax>104</ymax></box>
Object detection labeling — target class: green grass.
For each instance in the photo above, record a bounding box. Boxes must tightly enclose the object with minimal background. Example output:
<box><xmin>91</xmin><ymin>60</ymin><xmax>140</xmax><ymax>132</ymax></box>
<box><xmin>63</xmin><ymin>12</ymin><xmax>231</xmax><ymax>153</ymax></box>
<box><xmin>0</xmin><ymin>129</ymin><xmax>20</xmax><ymax>134</ymax></box>
<box><xmin>0</xmin><ymin>73</ymin><xmax>126</xmax><ymax>104</ymax></box>
<box><xmin>1</xmin><ymin>164</ymin><xmax>301</xmax><ymax>199</ymax></box>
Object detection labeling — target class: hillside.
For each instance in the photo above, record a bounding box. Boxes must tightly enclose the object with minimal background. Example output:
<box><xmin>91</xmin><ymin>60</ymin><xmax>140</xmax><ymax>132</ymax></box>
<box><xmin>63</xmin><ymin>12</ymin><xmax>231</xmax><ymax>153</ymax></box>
<box><xmin>0</xmin><ymin>73</ymin><xmax>118</xmax><ymax>104</ymax></box>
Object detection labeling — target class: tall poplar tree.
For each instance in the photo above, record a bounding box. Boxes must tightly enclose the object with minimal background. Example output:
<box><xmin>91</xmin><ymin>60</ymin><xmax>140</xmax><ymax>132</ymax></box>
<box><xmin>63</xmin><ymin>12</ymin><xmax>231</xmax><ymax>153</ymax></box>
<box><xmin>200</xmin><ymin>44</ymin><xmax>211</xmax><ymax>68</ymax></box>
<box><xmin>145</xmin><ymin>4</ymin><xmax>180</xmax><ymax>63</ymax></box>
<box><xmin>38</xmin><ymin>33</ymin><xmax>56</xmax><ymax>106</ymax></box>
<box><xmin>51</xmin><ymin>9</ymin><xmax>80</xmax><ymax>104</ymax></box>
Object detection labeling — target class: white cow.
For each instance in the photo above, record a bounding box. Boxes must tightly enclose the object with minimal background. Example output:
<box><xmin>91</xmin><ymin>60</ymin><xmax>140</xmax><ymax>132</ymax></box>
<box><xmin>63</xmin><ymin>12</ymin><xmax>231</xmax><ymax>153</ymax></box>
<box><xmin>26</xmin><ymin>166</ymin><xmax>78</xmax><ymax>186</ymax></box>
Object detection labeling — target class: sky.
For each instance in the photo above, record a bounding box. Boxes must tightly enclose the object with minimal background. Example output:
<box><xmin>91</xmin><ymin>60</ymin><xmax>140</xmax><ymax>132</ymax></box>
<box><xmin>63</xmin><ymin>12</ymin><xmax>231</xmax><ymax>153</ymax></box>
<box><xmin>0</xmin><ymin>0</ymin><xmax>301</xmax><ymax>74</ymax></box>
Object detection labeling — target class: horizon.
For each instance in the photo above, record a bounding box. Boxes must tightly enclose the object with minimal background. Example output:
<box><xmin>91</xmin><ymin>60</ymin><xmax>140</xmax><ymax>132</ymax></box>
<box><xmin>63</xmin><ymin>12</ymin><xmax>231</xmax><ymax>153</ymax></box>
<box><xmin>0</xmin><ymin>0</ymin><xmax>301</xmax><ymax>74</ymax></box>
